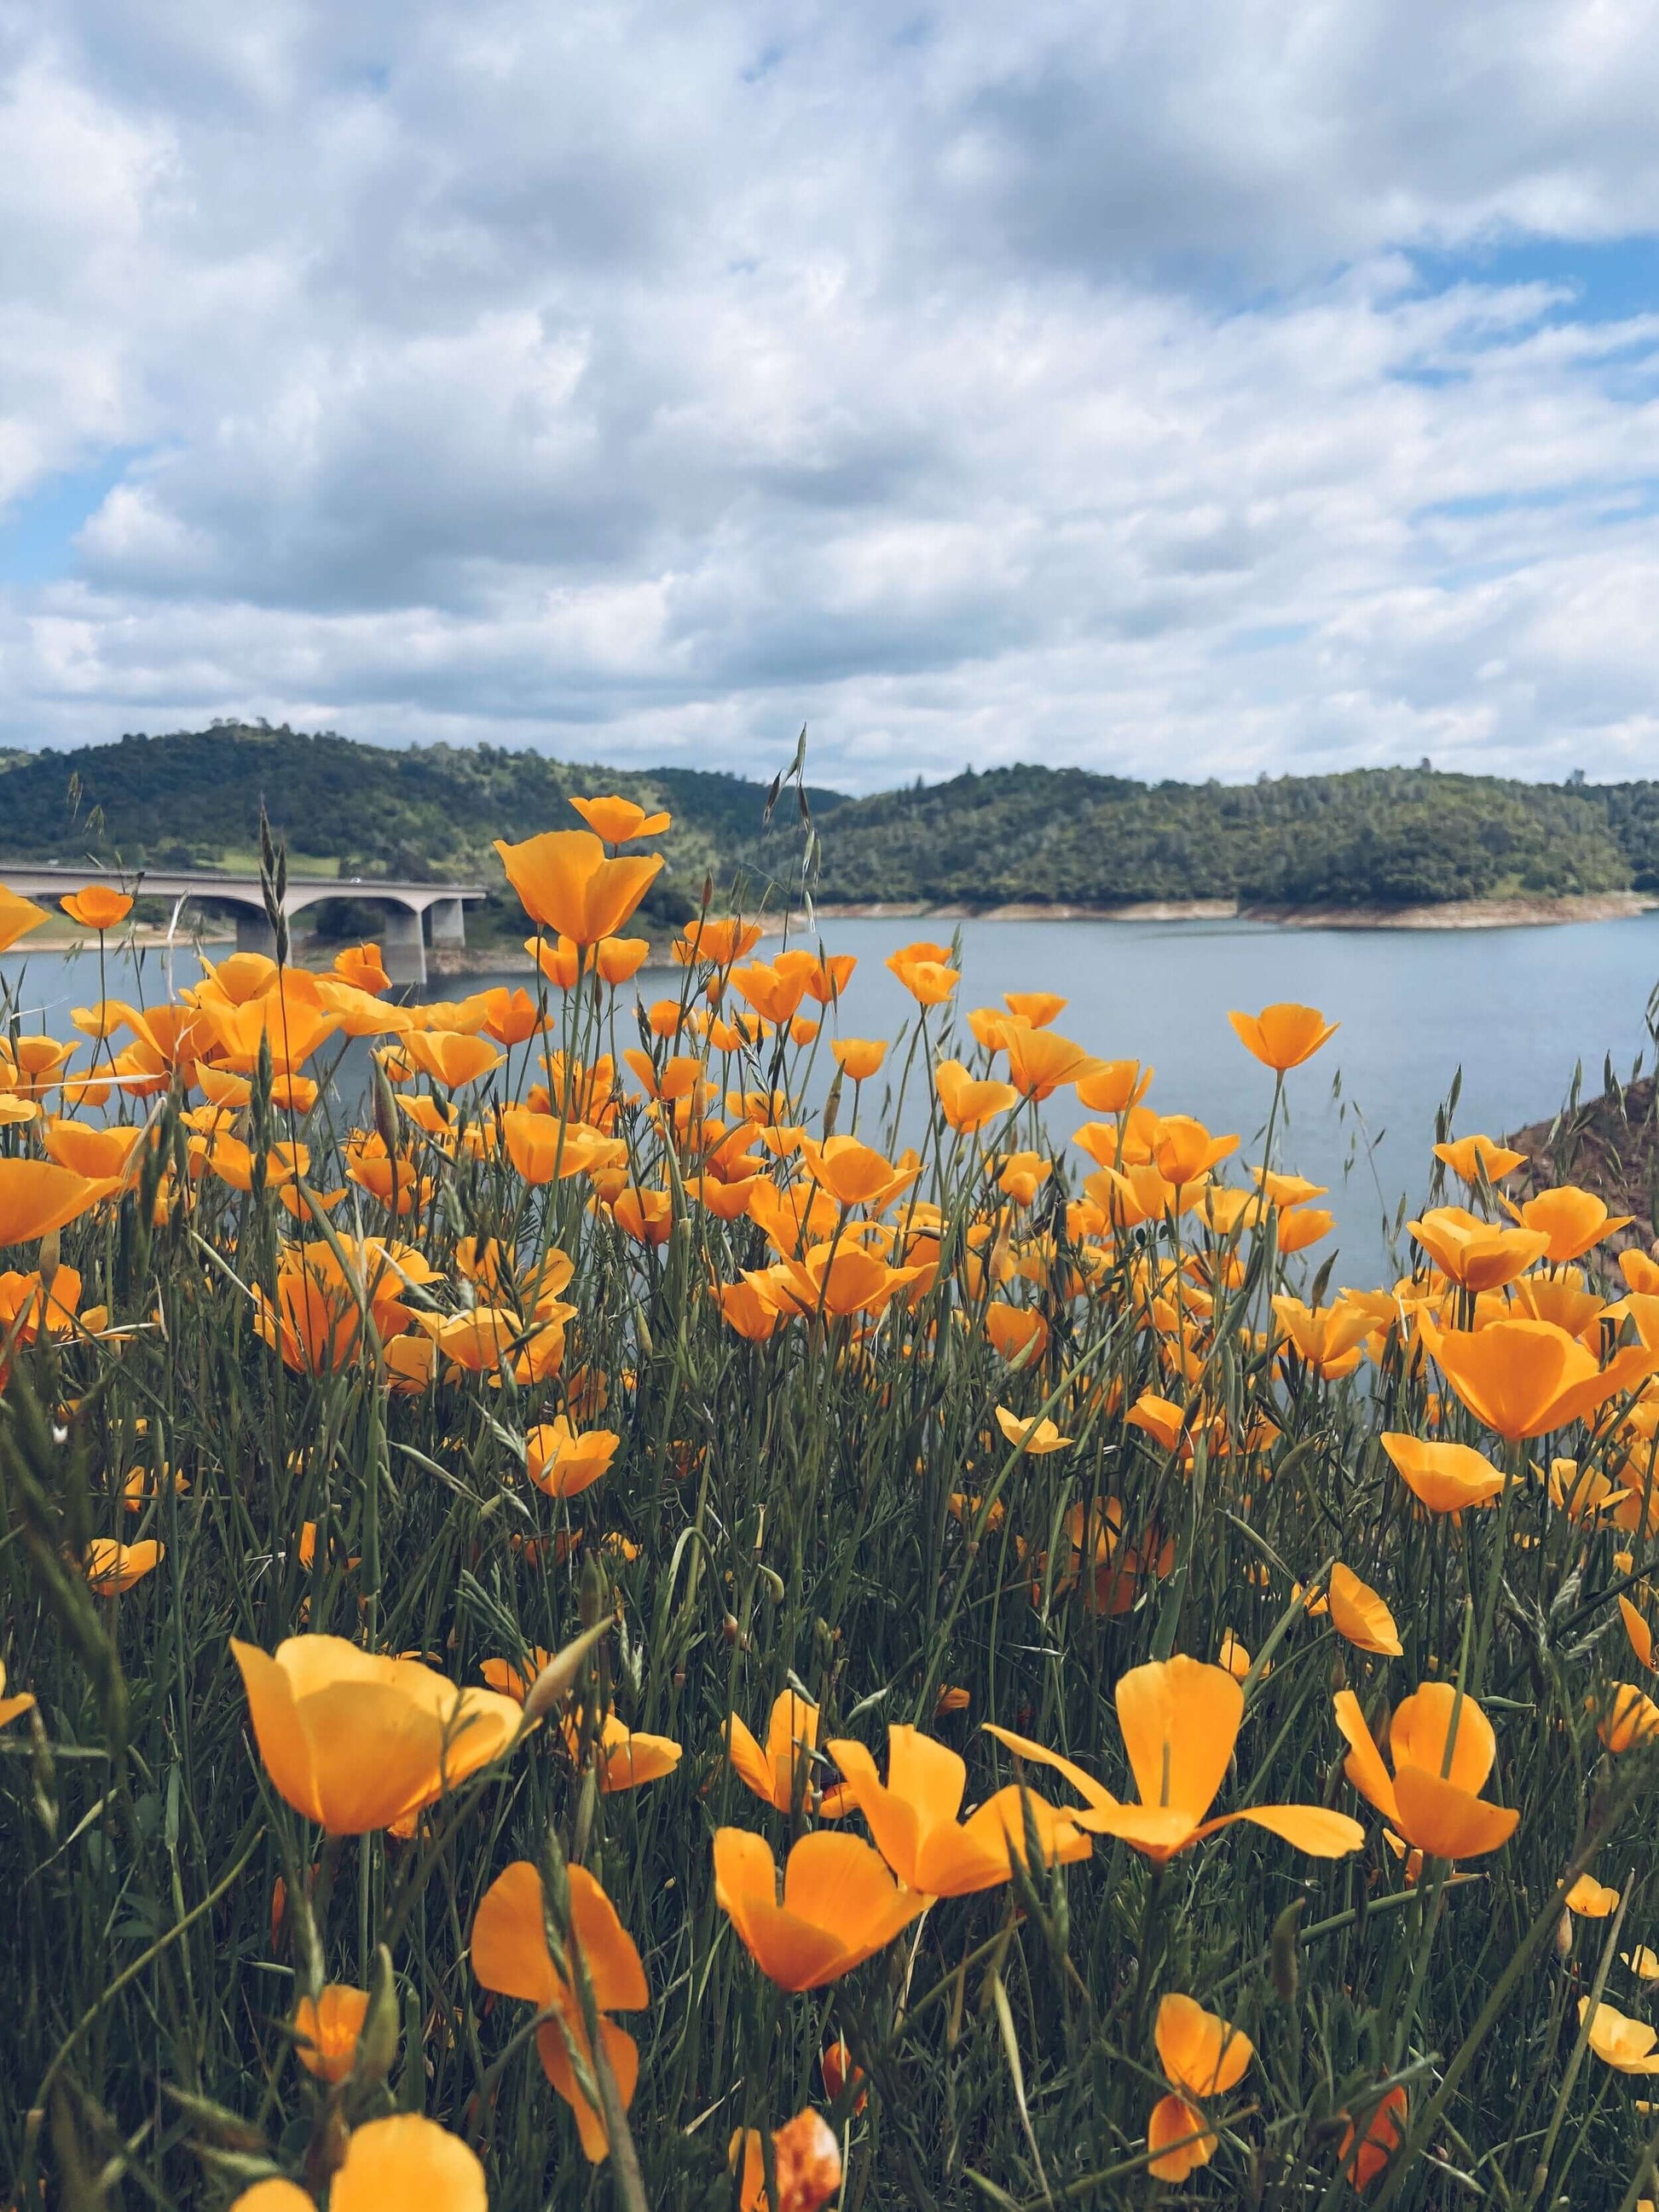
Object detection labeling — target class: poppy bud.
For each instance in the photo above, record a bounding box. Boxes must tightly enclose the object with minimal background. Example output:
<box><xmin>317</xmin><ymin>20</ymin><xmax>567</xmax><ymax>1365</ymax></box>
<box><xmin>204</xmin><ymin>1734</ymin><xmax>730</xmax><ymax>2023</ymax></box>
<box><xmin>723</xmin><ymin>1613</ymin><xmax>741</xmax><ymax>1646</ymax></box>
<box><xmin>270</xmin><ymin>1874</ymin><xmax>287</xmax><ymax>1955</ymax></box>
<box><xmin>1552</xmin><ymin>1911</ymin><xmax>1573</xmax><ymax>1964</ymax></box>
<box><xmin>1269</xmin><ymin>1898</ymin><xmax>1303</xmax><ymax>2006</ymax></box>
<box><xmin>521</xmin><ymin>1618</ymin><xmax>614</xmax><ymax>1724</ymax></box>
<box><xmin>354</xmin><ymin>1943</ymin><xmax>400</xmax><ymax>2088</ymax></box>
<box><xmin>759</xmin><ymin>1566</ymin><xmax>786</xmax><ymax>1604</ymax></box>
<box><xmin>371</xmin><ymin>1057</ymin><xmax>400</xmax><ymax>1159</ymax></box>
<box><xmin>37</xmin><ymin>1229</ymin><xmax>59</xmax><ymax>1292</ymax></box>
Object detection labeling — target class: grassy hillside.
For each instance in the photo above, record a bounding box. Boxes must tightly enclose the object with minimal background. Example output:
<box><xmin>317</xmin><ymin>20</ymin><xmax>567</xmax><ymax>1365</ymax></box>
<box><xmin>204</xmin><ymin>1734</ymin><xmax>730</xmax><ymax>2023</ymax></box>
<box><xmin>5</xmin><ymin>725</ymin><xmax>1659</xmax><ymax>918</ymax></box>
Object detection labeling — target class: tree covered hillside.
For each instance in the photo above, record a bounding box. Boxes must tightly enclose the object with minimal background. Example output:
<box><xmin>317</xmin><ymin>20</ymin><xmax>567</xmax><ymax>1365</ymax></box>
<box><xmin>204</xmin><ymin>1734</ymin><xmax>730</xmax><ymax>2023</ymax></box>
<box><xmin>6</xmin><ymin>727</ymin><xmax>1659</xmax><ymax>915</ymax></box>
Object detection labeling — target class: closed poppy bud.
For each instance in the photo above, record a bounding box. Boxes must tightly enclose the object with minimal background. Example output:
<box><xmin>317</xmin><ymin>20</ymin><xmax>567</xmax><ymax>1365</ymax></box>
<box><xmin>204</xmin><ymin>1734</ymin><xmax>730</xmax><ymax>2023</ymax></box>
<box><xmin>356</xmin><ymin>1943</ymin><xmax>401</xmax><ymax>2088</ymax></box>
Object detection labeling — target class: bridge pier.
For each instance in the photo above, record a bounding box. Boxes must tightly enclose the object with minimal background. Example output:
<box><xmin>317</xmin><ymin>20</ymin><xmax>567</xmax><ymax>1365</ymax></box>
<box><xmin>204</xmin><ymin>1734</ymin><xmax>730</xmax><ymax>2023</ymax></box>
<box><xmin>379</xmin><ymin>906</ymin><xmax>427</xmax><ymax>988</ymax></box>
<box><xmin>428</xmin><ymin>896</ymin><xmax>466</xmax><ymax>949</ymax></box>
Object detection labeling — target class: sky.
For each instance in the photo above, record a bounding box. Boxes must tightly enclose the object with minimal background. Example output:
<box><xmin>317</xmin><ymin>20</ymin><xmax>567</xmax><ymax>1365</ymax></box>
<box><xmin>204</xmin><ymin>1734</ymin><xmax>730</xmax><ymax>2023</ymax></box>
<box><xmin>3</xmin><ymin>2</ymin><xmax>1659</xmax><ymax>790</ymax></box>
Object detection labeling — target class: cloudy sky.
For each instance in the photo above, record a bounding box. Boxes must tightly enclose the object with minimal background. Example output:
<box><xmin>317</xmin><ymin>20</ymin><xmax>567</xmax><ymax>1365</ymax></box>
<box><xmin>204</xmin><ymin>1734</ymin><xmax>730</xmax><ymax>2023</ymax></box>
<box><xmin>2</xmin><ymin>1</ymin><xmax>1658</xmax><ymax>789</ymax></box>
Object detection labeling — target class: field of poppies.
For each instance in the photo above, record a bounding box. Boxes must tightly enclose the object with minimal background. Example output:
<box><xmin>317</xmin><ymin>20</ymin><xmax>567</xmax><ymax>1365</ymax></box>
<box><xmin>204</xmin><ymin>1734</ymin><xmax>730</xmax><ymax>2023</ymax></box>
<box><xmin>3</xmin><ymin>797</ymin><xmax>1659</xmax><ymax>2211</ymax></box>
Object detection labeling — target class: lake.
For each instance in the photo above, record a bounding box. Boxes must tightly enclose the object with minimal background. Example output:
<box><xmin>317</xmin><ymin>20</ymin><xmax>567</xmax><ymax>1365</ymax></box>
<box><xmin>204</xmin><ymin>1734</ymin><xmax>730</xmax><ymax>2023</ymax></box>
<box><xmin>9</xmin><ymin>910</ymin><xmax>1659</xmax><ymax>1291</ymax></box>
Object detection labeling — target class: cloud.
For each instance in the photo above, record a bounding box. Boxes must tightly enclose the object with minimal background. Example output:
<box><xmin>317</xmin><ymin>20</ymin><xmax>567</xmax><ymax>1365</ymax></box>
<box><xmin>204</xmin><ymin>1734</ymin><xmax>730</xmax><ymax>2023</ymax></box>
<box><xmin>1</xmin><ymin>0</ymin><xmax>1658</xmax><ymax>786</ymax></box>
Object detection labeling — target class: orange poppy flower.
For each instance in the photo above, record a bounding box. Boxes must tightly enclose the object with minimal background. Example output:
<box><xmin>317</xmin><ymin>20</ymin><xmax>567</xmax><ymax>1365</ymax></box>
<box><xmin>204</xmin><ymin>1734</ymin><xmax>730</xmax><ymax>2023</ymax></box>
<box><xmin>1598</xmin><ymin>1681</ymin><xmax>1659</xmax><ymax>1752</ymax></box>
<box><xmin>826</xmin><ymin>1725</ymin><xmax>1092</xmax><ymax>1895</ymax></box>
<box><xmin>0</xmin><ymin>883</ymin><xmax>47</xmax><ymax>953</ymax></box>
<box><xmin>1380</xmin><ymin>1432</ymin><xmax>1507</xmax><ymax>1513</ymax></box>
<box><xmin>564</xmin><ymin>1710</ymin><xmax>683</xmax><ymax>1791</ymax></box>
<box><xmin>1502</xmin><ymin>1183</ymin><xmax>1633</xmax><ymax>1263</ymax></box>
<box><xmin>1579</xmin><ymin>1998</ymin><xmax>1659</xmax><ymax>2073</ymax></box>
<box><xmin>398</xmin><ymin>1030</ymin><xmax>504</xmax><ymax>1091</ymax></box>
<box><xmin>472</xmin><ymin>1858</ymin><xmax>647</xmax><ymax>2159</ymax></box>
<box><xmin>1408</xmin><ymin>1206</ymin><xmax>1550</xmax><ymax>1292</ymax></box>
<box><xmin>0</xmin><ymin>1158</ymin><xmax>120</xmax><ymax>1246</ymax></box>
<box><xmin>673</xmin><ymin>915</ymin><xmax>764</xmax><ymax>966</ymax></box>
<box><xmin>986</xmin><ymin>1657</ymin><xmax>1365</xmax><ymax>1864</ymax></box>
<box><xmin>1146</xmin><ymin>1994</ymin><xmax>1253</xmax><ymax>2180</ymax></box>
<box><xmin>1338</xmin><ymin>2085</ymin><xmax>1408</xmax><ymax>2191</ymax></box>
<box><xmin>333</xmin><ymin>941</ymin><xmax>390</xmax><ymax>993</ymax></box>
<box><xmin>526</xmin><ymin>1419</ymin><xmax>618</xmax><ymax>1499</ymax></box>
<box><xmin>725</xmin><ymin>1689</ymin><xmax>850</xmax><ymax>1816</ymax></box>
<box><xmin>84</xmin><ymin>1538</ymin><xmax>164</xmax><ymax>1592</ymax></box>
<box><xmin>1327</xmin><ymin>1563</ymin><xmax>1402</xmax><ymax>1656</ymax></box>
<box><xmin>1004</xmin><ymin>991</ymin><xmax>1067</xmax><ymax>1028</ymax></box>
<box><xmin>230</xmin><ymin>1635</ymin><xmax>524</xmax><ymax>1834</ymax></box>
<box><xmin>726</xmin><ymin>2111</ymin><xmax>842</xmax><ymax>2212</ymax></box>
<box><xmin>1422</xmin><ymin>1316</ymin><xmax>1653</xmax><ymax>1441</ymax></box>
<box><xmin>1073</xmin><ymin>1059</ymin><xmax>1152</xmax><ymax>1114</ymax></box>
<box><xmin>1333</xmin><ymin>1682</ymin><xmax>1519</xmax><ymax>1858</ymax></box>
<box><xmin>229</xmin><ymin>2116</ymin><xmax>487</xmax><ymax>2212</ymax></box>
<box><xmin>935</xmin><ymin>1058</ymin><xmax>1018</xmax><ymax>1132</ymax></box>
<box><xmin>885</xmin><ymin>944</ymin><xmax>959</xmax><ymax>1004</ymax></box>
<box><xmin>293</xmin><ymin>1983</ymin><xmax>368</xmax><ymax>2081</ymax></box>
<box><xmin>0</xmin><ymin>1659</ymin><xmax>36</xmax><ymax>1730</ymax></box>
<box><xmin>830</xmin><ymin>1037</ymin><xmax>886</xmax><ymax>1082</ymax></box>
<box><xmin>1228</xmin><ymin>1001</ymin><xmax>1338</xmax><ymax>1071</ymax></box>
<box><xmin>569</xmin><ymin>793</ymin><xmax>670</xmax><ymax>843</ymax></box>
<box><xmin>60</xmin><ymin>884</ymin><xmax>133</xmax><ymax>930</ymax></box>
<box><xmin>494</xmin><ymin>829</ymin><xmax>662</xmax><ymax>945</ymax></box>
<box><xmin>713</xmin><ymin>1828</ymin><xmax>927</xmax><ymax>1989</ymax></box>
<box><xmin>1000</xmin><ymin>1027</ymin><xmax>1106</xmax><ymax>1102</ymax></box>
<box><xmin>1434</xmin><ymin>1133</ymin><xmax>1525</xmax><ymax>1184</ymax></box>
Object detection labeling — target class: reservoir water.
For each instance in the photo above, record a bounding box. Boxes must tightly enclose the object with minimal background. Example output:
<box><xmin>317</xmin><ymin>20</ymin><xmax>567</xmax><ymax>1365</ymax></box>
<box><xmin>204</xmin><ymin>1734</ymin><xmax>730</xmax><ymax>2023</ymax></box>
<box><xmin>9</xmin><ymin>909</ymin><xmax>1659</xmax><ymax>1292</ymax></box>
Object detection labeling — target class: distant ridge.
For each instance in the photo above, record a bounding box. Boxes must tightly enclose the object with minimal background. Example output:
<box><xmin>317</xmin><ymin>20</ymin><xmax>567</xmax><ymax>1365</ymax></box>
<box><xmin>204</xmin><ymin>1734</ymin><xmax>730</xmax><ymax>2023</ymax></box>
<box><xmin>5</xmin><ymin>724</ymin><xmax>1659</xmax><ymax>923</ymax></box>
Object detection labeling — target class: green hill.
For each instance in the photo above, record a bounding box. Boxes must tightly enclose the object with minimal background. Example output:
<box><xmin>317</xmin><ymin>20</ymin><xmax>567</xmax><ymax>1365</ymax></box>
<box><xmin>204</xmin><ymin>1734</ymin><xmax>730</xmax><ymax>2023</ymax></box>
<box><xmin>4</xmin><ymin>725</ymin><xmax>1659</xmax><ymax>927</ymax></box>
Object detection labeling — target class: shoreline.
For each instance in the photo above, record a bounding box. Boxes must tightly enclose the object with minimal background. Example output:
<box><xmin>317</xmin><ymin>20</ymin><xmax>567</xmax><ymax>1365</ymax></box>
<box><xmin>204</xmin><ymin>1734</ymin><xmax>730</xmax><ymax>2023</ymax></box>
<box><xmin>812</xmin><ymin>891</ymin><xmax>1659</xmax><ymax>932</ymax></box>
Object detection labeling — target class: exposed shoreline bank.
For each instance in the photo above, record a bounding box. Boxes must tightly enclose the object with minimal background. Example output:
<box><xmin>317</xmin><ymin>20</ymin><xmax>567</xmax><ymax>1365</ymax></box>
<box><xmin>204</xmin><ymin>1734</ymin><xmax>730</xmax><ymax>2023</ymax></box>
<box><xmin>812</xmin><ymin>891</ymin><xmax>1659</xmax><ymax>931</ymax></box>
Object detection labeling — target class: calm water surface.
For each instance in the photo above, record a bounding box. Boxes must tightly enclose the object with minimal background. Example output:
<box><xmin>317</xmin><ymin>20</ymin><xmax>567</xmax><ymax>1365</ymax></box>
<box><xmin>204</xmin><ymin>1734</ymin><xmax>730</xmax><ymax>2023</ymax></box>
<box><xmin>9</xmin><ymin>912</ymin><xmax>1659</xmax><ymax>1289</ymax></box>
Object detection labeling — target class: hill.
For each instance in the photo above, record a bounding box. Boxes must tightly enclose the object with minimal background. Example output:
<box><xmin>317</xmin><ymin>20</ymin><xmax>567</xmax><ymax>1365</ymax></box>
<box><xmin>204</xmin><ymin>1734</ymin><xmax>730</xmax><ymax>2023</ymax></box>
<box><xmin>6</xmin><ymin>726</ymin><xmax>1659</xmax><ymax>927</ymax></box>
<box><xmin>0</xmin><ymin>722</ymin><xmax>847</xmax><ymax>943</ymax></box>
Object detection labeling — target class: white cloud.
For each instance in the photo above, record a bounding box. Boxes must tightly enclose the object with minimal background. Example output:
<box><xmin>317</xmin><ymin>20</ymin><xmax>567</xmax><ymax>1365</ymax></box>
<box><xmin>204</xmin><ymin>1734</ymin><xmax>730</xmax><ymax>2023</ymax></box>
<box><xmin>1</xmin><ymin>0</ymin><xmax>1658</xmax><ymax>785</ymax></box>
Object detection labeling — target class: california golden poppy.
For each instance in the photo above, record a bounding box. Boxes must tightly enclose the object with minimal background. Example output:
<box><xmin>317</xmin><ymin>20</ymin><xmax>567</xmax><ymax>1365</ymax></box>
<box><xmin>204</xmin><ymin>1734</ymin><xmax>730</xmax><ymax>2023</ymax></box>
<box><xmin>1338</xmin><ymin>2086</ymin><xmax>1408</xmax><ymax>2192</ymax></box>
<box><xmin>0</xmin><ymin>883</ymin><xmax>47</xmax><ymax>953</ymax></box>
<box><xmin>1327</xmin><ymin>1563</ymin><xmax>1403</xmax><ymax>1656</ymax></box>
<box><xmin>229</xmin><ymin>2117</ymin><xmax>487</xmax><ymax>2212</ymax></box>
<box><xmin>726</xmin><ymin>1689</ymin><xmax>849</xmax><ymax>1816</ymax></box>
<box><xmin>231</xmin><ymin>1636</ymin><xmax>524</xmax><ymax>1834</ymax></box>
<box><xmin>1422</xmin><ymin>1317</ymin><xmax>1652</xmax><ymax>1442</ymax></box>
<box><xmin>569</xmin><ymin>792</ymin><xmax>671</xmax><ymax>843</ymax></box>
<box><xmin>712</xmin><ymin>1828</ymin><xmax>927</xmax><ymax>1989</ymax></box>
<box><xmin>292</xmin><ymin>1984</ymin><xmax>368</xmax><ymax>2081</ymax></box>
<box><xmin>1408</xmin><ymin>1207</ymin><xmax>1550</xmax><ymax>1293</ymax></box>
<box><xmin>1578</xmin><ymin>1998</ymin><xmax>1659</xmax><ymax>2074</ymax></box>
<box><xmin>494</xmin><ymin>829</ymin><xmax>662</xmax><ymax>945</ymax></box>
<box><xmin>471</xmin><ymin>1858</ymin><xmax>647</xmax><ymax>2158</ymax></box>
<box><xmin>1333</xmin><ymin>1682</ymin><xmax>1518</xmax><ymax>1858</ymax></box>
<box><xmin>831</xmin><ymin>1037</ymin><xmax>886</xmax><ymax>1082</ymax></box>
<box><xmin>1380</xmin><ymin>1432</ymin><xmax>1507</xmax><ymax>1513</ymax></box>
<box><xmin>726</xmin><ymin>2111</ymin><xmax>843</xmax><ymax>2212</ymax></box>
<box><xmin>1434</xmin><ymin>1133</ymin><xmax>1525</xmax><ymax>1184</ymax></box>
<box><xmin>827</xmin><ymin>1725</ymin><xmax>1091</xmax><ymax>1895</ymax></box>
<box><xmin>564</xmin><ymin>1710</ymin><xmax>684</xmax><ymax>1791</ymax></box>
<box><xmin>84</xmin><ymin>1538</ymin><xmax>164</xmax><ymax>1592</ymax></box>
<box><xmin>1228</xmin><ymin>1002</ymin><xmax>1338</xmax><ymax>1071</ymax></box>
<box><xmin>60</xmin><ymin>884</ymin><xmax>133</xmax><ymax>930</ymax></box>
<box><xmin>0</xmin><ymin>1158</ymin><xmax>121</xmax><ymax>1247</ymax></box>
<box><xmin>1503</xmin><ymin>1183</ymin><xmax>1633</xmax><ymax>1263</ymax></box>
<box><xmin>1146</xmin><ymin>1994</ymin><xmax>1253</xmax><ymax>2181</ymax></box>
<box><xmin>526</xmin><ymin>1419</ymin><xmax>619</xmax><ymax>1499</ymax></box>
<box><xmin>986</xmin><ymin>1657</ymin><xmax>1364</xmax><ymax>1864</ymax></box>
<box><xmin>936</xmin><ymin>1059</ymin><xmax>1018</xmax><ymax>1132</ymax></box>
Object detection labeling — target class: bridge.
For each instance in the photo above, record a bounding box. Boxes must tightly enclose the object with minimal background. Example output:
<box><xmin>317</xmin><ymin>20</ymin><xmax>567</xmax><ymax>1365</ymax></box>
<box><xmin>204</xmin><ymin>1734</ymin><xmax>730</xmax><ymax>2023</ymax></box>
<box><xmin>0</xmin><ymin>865</ymin><xmax>489</xmax><ymax>986</ymax></box>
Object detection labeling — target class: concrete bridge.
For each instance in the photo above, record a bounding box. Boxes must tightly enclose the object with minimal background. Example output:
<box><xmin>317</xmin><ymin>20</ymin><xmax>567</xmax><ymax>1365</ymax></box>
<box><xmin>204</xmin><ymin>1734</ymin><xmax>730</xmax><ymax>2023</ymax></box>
<box><xmin>0</xmin><ymin>864</ymin><xmax>488</xmax><ymax>985</ymax></box>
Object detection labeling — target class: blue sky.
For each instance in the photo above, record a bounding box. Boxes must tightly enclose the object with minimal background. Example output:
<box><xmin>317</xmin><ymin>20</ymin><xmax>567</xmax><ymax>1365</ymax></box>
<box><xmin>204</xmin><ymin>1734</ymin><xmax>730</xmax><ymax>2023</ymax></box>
<box><xmin>1</xmin><ymin>1</ymin><xmax>1658</xmax><ymax>789</ymax></box>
